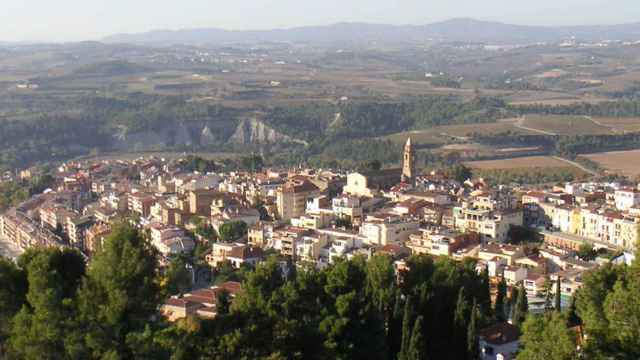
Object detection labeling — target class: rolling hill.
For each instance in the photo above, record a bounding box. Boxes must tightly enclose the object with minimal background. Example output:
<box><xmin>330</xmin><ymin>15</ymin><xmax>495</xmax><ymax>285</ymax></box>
<box><xmin>103</xmin><ymin>18</ymin><xmax>640</xmax><ymax>46</ymax></box>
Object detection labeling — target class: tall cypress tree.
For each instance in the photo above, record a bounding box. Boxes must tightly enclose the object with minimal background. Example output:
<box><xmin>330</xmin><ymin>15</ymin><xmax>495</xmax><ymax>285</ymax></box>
<box><xmin>467</xmin><ymin>302</ymin><xmax>480</xmax><ymax>360</ymax></box>
<box><xmin>399</xmin><ymin>295</ymin><xmax>415</xmax><ymax>360</ymax></box>
<box><xmin>554</xmin><ymin>277</ymin><xmax>562</xmax><ymax>312</ymax></box>
<box><xmin>478</xmin><ymin>268</ymin><xmax>492</xmax><ymax>320</ymax></box>
<box><xmin>512</xmin><ymin>283</ymin><xmax>528</xmax><ymax>327</ymax></box>
<box><xmin>389</xmin><ymin>291</ymin><xmax>405</xmax><ymax>359</ymax></box>
<box><xmin>453</xmin><ymin>288</ymin><xmax>469</xmax><ymax>359</ymax></box>
<box><xmin>495</xmin><ymin>278</ymin><xmax>507</xmax><ymax>322</ymax></box>
<box><xmin>509</xmin><ymin>285</ymin><xmax>519</xmax><ymax>322</ymax></box>
<box><xmin>407</xmin><ymin>315</ymin><xmax>426</xmax><ymax>360</ymax></box>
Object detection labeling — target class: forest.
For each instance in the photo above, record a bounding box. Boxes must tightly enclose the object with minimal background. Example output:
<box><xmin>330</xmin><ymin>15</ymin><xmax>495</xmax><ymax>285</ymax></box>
<box><xmin>1</xmin><ymin>223</ymin><xmax>638</xmax><ymax>359</ymax></box>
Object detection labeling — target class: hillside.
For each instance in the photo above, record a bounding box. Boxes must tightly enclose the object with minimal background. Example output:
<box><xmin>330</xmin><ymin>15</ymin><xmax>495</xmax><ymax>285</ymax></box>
<box><xmin>103</xmin><ymin>18</ymin><xmax>640</xmax><ymax>45</ymax></box>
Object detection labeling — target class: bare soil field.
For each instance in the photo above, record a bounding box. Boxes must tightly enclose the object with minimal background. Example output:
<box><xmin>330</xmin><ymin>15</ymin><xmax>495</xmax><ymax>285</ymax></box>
<box><xmin>582</xmin><ymin>150</ymin><xmax>640</xmax><ymax>178</ymax></box>
<box><xmin>465</xmin><ymin>156</ymin><xmax>578</xmax><ymax>170</ymax></box>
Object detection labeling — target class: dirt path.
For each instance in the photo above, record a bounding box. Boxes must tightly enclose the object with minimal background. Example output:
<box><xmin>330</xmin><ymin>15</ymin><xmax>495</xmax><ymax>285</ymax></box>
<box><xmin>514</xmin><ymin>116</ymin><xmax>558</xmax><ymax>136</ymax></box>
<box><xmin>584</xmin><ymin>115</ymin><xmax>622</xmax><ymax>133</ymax></box>
<box><xmin>551</xmin><ymin>156</ymin><xmax>599</xmax><ymax>176</ymax></box>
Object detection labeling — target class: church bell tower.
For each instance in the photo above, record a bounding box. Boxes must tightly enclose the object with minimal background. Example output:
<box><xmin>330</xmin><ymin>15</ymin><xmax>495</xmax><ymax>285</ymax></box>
<box><xmin>402</xmin><ymin>137</ymin><xmax>415</xmax><ymax>184</ymax></box>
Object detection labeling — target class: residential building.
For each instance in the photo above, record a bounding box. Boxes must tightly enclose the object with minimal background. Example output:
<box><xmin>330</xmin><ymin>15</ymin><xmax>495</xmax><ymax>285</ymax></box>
<box><xmin>276</xmin><ymin>179</ymin><xmax>320</xmax><ymax>221</ymax></box>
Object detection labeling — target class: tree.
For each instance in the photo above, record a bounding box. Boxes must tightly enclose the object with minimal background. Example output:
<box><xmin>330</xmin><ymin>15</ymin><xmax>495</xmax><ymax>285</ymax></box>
<box><xmin>216</xmin><ymin>290</ymin><xmax>231</xmax><ymax>316</ymax></box>
<box><xmin>517</xmin><ymin>313</ymin><xmax>576</xmax><ymax>360</ymax></box>
<box><xmin>512</xmin><ymin>283</ymin><xmax>528</xmax><ymax>327</ymax></box>
<box><xmin>495</xmin><ymin>278</ymin><xmax>507</xmax><ymax>322</ymax></box>
<box><xmin>407</xmin><ymin>315</ymin><xmax>426</xmax><ymax>360</ymax></box>
<box><xmin>0</xmin><ymin>257</ymin><xmax>26</xmax><ymax>351</ymax></box>
<box><xmin>76</xmin><ymin>223</ymin><xmax>160</xmax><ymax>358</ymax></box>
<box><xmin>366</xmin><ymin>255</ymin><xmax>396</xmax><ymax>316</ymax></box>
<box><xmin>217</xmin><ymin>220</ymin><xmax>248</xmax><ymax>242</ymax></box>
<box><xmin>577</xmin><ymin>242</ymin><xmax>596</xmax><ymax>261</ymax></box>
<box><xmin>602</xmin><ymin>260</ymin><xmax>640</xmax><ymax>356</ymax></box>
<box><xmin>449</xmin><ymin>164</ymin><xmax>472</xmax><ymax>183</ymax></box>
<box><xmin>8</xmin><ymin>248</ymin><xmax>86</xmax><ymax>360</ymax></box>
<box><xmin>575</xmin><ymin>263</ymin><xmax>622</xmax><ymax>353</ymax></box>
<box><xmin>453</xmin><ymin>288</ymin><xmax>469</xmax><ymax>359</ymax></box>
<box><xmin>555</xmin><ymin>277</ymin><xmax>562</xmax><ymax>312</ymax></box>
<box><xmin>478</xmin><ymin>267</ymin><xmax>493</xmax><ymax>321</ymax></box>
<box><xmin>566</xmin><ymin>296</ymin><xmax>581</xmax><ymax>328</ymax></box>
<box><xmin>240</xmin><ymin>154</ymin><xmax>264</xmax><ymax>172</ymax></box>
<box><xmin>164</xmin><ymin>255</ymin><xmax>192</xmax><ymax>296</ymax></box>
<box><xmin>399</xmin><ymin>296</ymin><xmax>415</xmax><ymax>360</ymax></box>
<box><xmin>543</xmin><ymin>278</ymin><xmax>554</xmax><ymax>312</ymax></box>
<box><xmin>389</xmin><ymin>292</ymin><xmax>405</xmax><ymax>358</ymax></box>
<box><xmin>467</xmin><ymin>302</ymin><xmax>480</xmax><ymax>360</ymax></box>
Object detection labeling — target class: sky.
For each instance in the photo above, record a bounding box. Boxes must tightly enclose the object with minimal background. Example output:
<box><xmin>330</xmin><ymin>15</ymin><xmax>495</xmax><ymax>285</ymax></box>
<box><xmin>2</xmin><ymin>0</ymin><xmax>640</xmax><ymax>42</ymax></box>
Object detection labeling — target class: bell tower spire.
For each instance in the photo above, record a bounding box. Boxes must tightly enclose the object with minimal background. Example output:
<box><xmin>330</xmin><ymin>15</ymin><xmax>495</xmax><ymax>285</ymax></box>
<box><xmin>402</xmin><ymin>137</ymin><xmax>415</xmax><ymax>184</ymax></box>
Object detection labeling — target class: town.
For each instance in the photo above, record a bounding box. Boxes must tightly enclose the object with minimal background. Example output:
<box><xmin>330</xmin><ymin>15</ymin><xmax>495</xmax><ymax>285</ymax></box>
<box><xmin>1</xmin><ymin>138</ymin><xmax>638</xmax><ymax>359</ymax></box>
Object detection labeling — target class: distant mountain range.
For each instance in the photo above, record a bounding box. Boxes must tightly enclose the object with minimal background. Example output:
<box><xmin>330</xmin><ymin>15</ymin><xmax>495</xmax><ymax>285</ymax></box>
<box><xmin>103</xmin><ymin>18</ymin><xmax>640</xmax><ymax>46</ymax></box>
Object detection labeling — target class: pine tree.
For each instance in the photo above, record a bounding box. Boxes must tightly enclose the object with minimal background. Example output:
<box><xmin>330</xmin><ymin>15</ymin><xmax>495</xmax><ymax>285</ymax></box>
<box><xmin>566</xmin><ymin>296</ymin><xmax>581</xmax><ymax>327</ymax></box>
<box><xmin>495</xmin><ymin>278</ymin><xmax>507</xmax><ymax>322</ymax></box>
<box><xmin>554</xmin><ymin>276</ymin><xmax>562</xmax><ymax>312</ymax></box>
<box><xmin>76</xmin><ymin>223</ymin><xmax>160</xmax><ymax>358</ymax></box>
<box><xmin>407</xmin><ymin>315</ymin><xmax>426</xmax><ymax>360</ymax></box>
<box><xmin>467</xmin><ymin>302</ymin><xmax>480</xmax><ymax>360</ymax></box>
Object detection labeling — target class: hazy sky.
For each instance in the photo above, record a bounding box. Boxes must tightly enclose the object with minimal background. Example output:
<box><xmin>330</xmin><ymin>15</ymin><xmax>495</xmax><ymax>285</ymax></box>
<box><xmin>2</xmin><ymin>0</ymin><xmax>640</xmax><ymax>42</ymax></box>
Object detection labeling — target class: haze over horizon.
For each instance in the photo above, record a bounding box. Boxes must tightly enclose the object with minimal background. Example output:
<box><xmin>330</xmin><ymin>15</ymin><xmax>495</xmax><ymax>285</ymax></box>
<box><xmin>2</xmin><ymin>0</ymin><xmax>640</xmax><ymax>43</ymax></box>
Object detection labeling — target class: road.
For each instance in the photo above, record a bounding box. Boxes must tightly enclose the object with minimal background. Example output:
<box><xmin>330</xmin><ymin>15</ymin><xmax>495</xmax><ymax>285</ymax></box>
<box><xmin>0</xmin><ymin>235</ymin><xmax>23</xmax><ymax>260</ymax></box>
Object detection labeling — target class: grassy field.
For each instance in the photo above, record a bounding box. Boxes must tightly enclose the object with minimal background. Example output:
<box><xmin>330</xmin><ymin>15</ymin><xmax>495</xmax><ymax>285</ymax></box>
<box><xmin>464</xmin><ymin>156</ymin><xmax>576</xmax><ymax>170</ymax></box>
<box><xmin>582</xmin><ymin>150</ymin><xmax>640</xmax><ymax>178</ymax></box>
<box><xmin>521</xmin><ymin>115</ymin><xmax>612</xmax><ymax>135</ymax></box>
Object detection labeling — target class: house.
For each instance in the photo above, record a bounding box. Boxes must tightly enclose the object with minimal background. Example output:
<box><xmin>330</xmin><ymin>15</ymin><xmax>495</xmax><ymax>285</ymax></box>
<box><xmin>524</xmin><ymin>273</ymin><xmax>546</xmax><ymax>296</ymax></box>
<box><xmin>503</xmin><ymin>266</ymin><xmax>527</xmax><ymax>285</ymax></box>
<box><xmin>478</xmin><ymin>322</ymin><xmax>520</xmax><ymax>360</ymax></box>
<box><xmin>614</xmin><ymin>188</ymin><xmax>640</xmax><ymax>211</ymax></box>
<box><xmin>478</xmin><ymin>243</ymin><xmax>525</xmax><ymax>266</ymax></box>
<box><xmin>406</xmin><ymin>227</ymin><xmax>479</xmax><ymax>258</ymax></box>
<box><xmin>147</xmin><ymin>223</ymin><xmax>194</xmax><ymax>257</ymax></box>
<box><xmin>208</xmin><ymin>242</ymin><xmax>264</xmax><ymax>268</ymax></box>
<box><xmin>161</xmin><ymin>281</ymin><xmax>242</xmax><ymax>322</ymax></box>
<box><xmin>67</xmin><ymin>216</ymin><xmax>93</xmax><ymax>250</ymax></box>
<box><xmin>453</xmin><ymin>204</ymin><xmax>523</xmax><ymax>243</ymax></box>
<box><xmin>359</xmin><ymin>213</ymin><xmax>419</xmax><ymax>246</ymax></box>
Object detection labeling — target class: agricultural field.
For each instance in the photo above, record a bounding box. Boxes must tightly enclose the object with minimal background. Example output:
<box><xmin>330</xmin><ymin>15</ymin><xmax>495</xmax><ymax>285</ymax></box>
<box><xmin>465</xmin><ymin>156</ymin><xmax>590</xmax><ymax>184</ymax></box>
<box><xmin>384</xmin><ymin>121</ymin><xmax>537</xmax><ymax>146</ymax></box>
<box><xmin>464</xmin><ymin>156</ymin><xmax>577</xmax><ymax>170</ymax></box>
<box><xmin>582</xmin><ymin>150</ymin><xmax>640</xmax><ymax>178</ymax></box>
<box><xmin>592</xmin><ymin>117</ymin><xmax>640</xmax><ymax>133</ymax></box>
<box><xmin>520</xmin><ymin>115</ymin><xmax>613</xmax><ymax>135</ymax></box>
